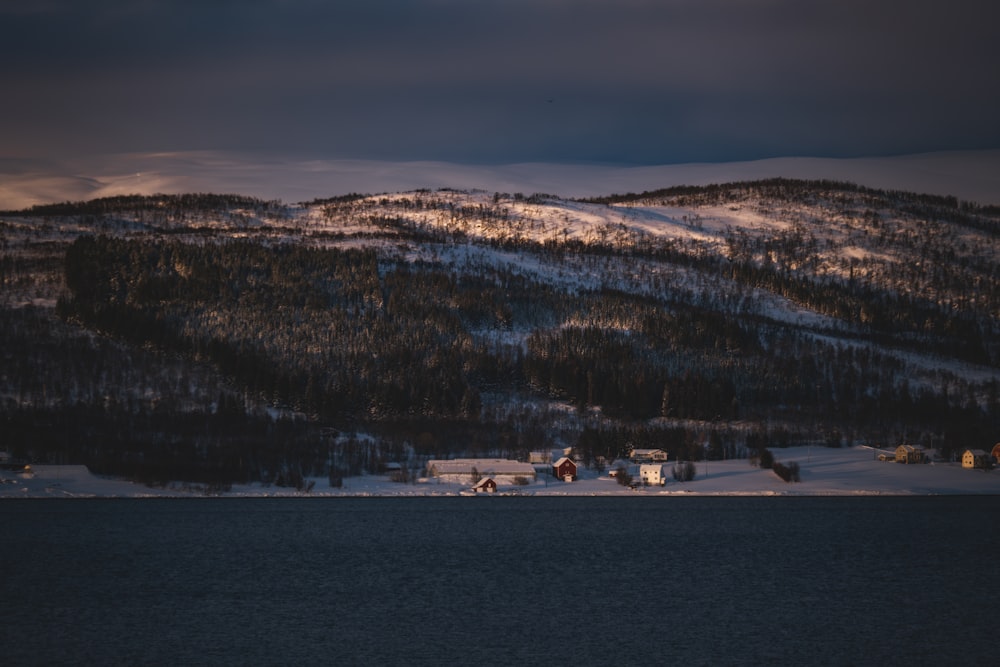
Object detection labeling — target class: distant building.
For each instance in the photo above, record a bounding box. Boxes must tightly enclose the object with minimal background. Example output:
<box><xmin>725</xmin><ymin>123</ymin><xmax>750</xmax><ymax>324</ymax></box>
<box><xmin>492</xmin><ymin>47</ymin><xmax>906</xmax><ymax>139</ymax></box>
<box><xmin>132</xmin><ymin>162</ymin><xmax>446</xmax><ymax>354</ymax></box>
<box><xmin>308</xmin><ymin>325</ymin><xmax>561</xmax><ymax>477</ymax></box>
<box><xmin>472</xmin><ymin>477</ymin><xmax>498</xmax><ymax>493</ymax></box>
<box><xmin>894</xmin><ymin>445</ymin><xmax>926</xmax><ymax>464</ymax></box>
<box><xmin>991</xmin><ymin>443</ymin><xmax>1000</xmax><ymax>465</ymax></box>
<box><xmin>961</xmin><ymin>449</ymin><xmax>991</xmax><ymax>470</ymax></box>
<box><xmin>639</xmin><ymin>463</ymin><xmax>666</xmax><ymax>486</ymax></box>
<box><xmin>607</xmin><ymin>459</ymin><xmax>630</xmax><ymax>477</ymax></box>
<box><xmin>552</xmin><ymin>457</ymin><xmax>577</xmax><ymax>481</ymax></box>
<box><xmin>630</xmin><ymin>448</ymin><xmax>669</xmax><ymax>463</ymax></box>
<box><xmin>0</xmin><ymin>450</ymin><xmax>31</xmax><ymax>473</ymax></box>
<box><xmin>425</xmin><ymin>459</ymin><xmax>536</xmax><ymax>484</ymax></box>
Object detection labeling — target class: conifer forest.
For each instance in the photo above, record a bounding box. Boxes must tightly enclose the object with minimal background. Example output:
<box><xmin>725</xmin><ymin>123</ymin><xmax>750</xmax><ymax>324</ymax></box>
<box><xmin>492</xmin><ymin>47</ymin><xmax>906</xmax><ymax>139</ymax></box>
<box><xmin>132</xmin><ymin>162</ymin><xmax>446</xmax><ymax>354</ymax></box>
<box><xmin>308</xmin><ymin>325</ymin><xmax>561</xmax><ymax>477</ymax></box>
<box><xmin>2</xmin><ymin>181</ymin><xmax>997</xmax><ymax>486</ymax></box>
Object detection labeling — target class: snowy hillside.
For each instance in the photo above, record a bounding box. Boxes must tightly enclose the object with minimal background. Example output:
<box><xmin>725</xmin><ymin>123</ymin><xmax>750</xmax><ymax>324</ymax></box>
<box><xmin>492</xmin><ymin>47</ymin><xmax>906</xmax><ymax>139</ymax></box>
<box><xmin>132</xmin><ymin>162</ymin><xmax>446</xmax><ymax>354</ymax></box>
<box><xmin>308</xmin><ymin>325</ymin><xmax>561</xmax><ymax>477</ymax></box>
<box><xmin>1</xmin><ymin>177</ymin><xmax>997</xmax><ymax>492</ymax></box>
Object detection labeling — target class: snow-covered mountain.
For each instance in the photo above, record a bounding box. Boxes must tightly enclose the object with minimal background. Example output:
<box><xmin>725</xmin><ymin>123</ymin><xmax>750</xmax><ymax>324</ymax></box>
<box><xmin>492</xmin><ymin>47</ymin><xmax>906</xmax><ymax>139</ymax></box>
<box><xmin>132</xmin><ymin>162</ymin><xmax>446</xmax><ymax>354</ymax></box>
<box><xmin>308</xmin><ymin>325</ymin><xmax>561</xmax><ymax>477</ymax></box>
<box><xmin>1</xmin><ymin>176</ymin><xmax>997</xmax><ymax>489</ymax></box>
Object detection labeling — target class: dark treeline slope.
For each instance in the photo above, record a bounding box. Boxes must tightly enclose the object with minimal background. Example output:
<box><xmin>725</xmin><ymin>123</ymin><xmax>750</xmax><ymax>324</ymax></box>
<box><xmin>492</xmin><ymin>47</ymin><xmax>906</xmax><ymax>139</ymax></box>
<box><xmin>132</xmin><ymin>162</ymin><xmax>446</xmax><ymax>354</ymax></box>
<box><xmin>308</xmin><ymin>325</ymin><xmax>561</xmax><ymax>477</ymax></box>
<box><xmin>1</xmin><ymin>180</ymin><xmax>997</xmax><ymax>486</ymax></box>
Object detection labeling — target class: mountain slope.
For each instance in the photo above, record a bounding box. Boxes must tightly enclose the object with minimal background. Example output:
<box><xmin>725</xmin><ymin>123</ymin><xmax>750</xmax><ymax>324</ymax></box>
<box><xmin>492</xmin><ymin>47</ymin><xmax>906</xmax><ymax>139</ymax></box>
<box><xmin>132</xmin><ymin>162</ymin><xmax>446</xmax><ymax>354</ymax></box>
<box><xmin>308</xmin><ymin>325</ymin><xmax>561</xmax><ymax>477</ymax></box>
<box><xmin>1</xmin><ymin>180</ymin><xmax>997</xmax><ymax>485</ymax></box>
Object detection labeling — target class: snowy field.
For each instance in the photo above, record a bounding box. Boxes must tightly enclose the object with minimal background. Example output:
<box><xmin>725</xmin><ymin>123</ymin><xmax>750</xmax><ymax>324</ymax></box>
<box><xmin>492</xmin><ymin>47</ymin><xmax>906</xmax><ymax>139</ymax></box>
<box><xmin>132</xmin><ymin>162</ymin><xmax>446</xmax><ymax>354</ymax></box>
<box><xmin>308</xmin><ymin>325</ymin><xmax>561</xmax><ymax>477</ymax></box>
<box><xmin>3</xmin><ymin>446</ymin><xmax>999</xmax><ymax>498</ymax></box>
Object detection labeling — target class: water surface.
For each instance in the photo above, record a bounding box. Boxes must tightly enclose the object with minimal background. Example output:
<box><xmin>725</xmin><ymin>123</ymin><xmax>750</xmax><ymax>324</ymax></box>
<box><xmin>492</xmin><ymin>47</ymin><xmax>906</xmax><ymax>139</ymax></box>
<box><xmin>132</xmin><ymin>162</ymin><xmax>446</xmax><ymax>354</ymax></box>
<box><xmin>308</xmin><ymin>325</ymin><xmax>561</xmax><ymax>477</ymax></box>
<box><xmin>3</xmin><ymin>497</ymin><xmax>996</xmax><ymax>665</ymax></box>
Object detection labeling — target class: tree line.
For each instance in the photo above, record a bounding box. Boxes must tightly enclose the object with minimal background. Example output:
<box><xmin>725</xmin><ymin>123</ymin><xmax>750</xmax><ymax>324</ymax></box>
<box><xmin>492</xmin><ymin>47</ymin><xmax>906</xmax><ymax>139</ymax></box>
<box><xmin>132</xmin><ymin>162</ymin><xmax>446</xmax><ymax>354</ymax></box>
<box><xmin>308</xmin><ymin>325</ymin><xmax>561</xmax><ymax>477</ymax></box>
<box><xmin>43</xmin><ymin>231</ymin><xmax>997</xmax><ymax>478</ymax></box>
<box><xmin>3</xmin><ymin>180</ymin><xmax>997</xmax><ymax>484</ymax></box>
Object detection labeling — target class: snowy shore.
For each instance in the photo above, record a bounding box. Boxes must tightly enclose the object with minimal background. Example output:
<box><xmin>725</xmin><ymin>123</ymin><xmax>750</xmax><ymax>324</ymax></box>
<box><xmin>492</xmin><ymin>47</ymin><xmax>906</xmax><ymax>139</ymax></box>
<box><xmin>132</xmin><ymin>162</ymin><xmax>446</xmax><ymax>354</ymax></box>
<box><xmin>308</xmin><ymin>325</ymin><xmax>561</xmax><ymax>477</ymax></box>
<box><xmin>3</xmin><ymin>446</ymin><xmax>998</xmax><ymax>498</ymax></box>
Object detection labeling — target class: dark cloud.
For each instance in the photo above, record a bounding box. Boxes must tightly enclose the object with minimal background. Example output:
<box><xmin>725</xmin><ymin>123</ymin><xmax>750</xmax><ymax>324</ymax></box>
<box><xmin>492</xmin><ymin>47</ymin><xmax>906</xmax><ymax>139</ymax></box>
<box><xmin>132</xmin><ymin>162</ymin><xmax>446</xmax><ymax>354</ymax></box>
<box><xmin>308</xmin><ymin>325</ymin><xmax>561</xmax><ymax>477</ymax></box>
<box><xmin>1</xmin><ymin>0</ymin><xmax>998</xmax><ymax>164</ymax></box>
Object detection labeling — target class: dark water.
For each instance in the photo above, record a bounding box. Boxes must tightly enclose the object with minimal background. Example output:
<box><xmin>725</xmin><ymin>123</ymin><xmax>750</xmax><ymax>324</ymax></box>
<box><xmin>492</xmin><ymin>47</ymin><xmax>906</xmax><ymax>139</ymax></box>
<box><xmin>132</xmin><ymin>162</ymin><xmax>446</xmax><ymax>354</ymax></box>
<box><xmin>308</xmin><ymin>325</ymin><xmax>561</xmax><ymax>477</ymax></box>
<box><xmin>2</xmin><ymin>497</ymin><xmax>997</xmax><ymax>666</ymax></box>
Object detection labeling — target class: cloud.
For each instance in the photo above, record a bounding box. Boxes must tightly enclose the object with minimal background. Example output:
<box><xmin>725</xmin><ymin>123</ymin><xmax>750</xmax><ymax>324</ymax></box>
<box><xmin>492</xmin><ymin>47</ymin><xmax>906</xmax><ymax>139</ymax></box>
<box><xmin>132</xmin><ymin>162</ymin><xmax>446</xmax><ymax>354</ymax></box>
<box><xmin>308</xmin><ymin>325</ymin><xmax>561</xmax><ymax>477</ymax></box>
<box><xmin>1</xmin><ymin>1</ymin><xmax>998</xmax><ymax>165</ymax></box>
<box><xmin>3</xmin><ymin>149</ymin><xmax>1000</xmax><ymax>211</ymax></box>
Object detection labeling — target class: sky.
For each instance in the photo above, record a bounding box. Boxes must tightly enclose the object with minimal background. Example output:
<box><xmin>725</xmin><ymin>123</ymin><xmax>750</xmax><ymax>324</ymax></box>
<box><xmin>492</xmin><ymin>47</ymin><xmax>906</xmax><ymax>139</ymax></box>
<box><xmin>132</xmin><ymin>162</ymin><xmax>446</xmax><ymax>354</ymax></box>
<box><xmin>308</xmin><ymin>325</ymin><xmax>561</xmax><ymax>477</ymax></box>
<box><xmin>2</xmin><ymin>0</ymin><xmax>999</xmax><ymax>167</ymax></box>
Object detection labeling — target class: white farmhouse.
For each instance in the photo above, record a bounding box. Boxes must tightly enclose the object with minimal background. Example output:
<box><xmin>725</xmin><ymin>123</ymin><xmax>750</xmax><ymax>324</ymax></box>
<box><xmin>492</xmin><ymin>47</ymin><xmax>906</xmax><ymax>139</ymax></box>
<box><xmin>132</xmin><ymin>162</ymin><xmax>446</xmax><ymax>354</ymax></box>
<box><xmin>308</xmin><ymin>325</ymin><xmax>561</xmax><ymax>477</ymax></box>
<box><xmin>640</xmin><ymin>463</ymin><xmax>667</xmax><ymax>486</ymax></box>
<box><xmin>631</xmin><ymin>448</ymin><xmax>669</xmax><ymax>463</ymax></box>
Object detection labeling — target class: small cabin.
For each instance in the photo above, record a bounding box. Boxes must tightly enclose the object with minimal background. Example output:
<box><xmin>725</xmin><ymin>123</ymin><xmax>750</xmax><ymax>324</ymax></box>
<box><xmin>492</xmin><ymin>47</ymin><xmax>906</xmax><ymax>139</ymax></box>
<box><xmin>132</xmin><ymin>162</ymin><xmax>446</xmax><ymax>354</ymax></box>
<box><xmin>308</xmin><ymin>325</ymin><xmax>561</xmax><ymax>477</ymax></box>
<box><xmin>472</xmin><ymin>477</ymin><xmax>497</xmax><ymax>493</ymax></box>
<box><xmin>962</xmin><ymin>449</ymin><xmax>991</xmax><ymax>470</ymax></box>
<box><xmin>607</xmin><ymin>460</ymin><xmax>630</xmax><ymax>477</ymax></box>
<box><xmin>894</xmin><ymin>445</ymin><xmax>925</xmax><ymax>464</ymax></box>
<box><xmin>991</xmin><ymin>443</ymin><xmax>1000</xmax><ymax>465</ymax></box>
<box><xmin>552</xmin><ymin>457</ymin><xmax>577</xmax><ymax>482</ymax></box>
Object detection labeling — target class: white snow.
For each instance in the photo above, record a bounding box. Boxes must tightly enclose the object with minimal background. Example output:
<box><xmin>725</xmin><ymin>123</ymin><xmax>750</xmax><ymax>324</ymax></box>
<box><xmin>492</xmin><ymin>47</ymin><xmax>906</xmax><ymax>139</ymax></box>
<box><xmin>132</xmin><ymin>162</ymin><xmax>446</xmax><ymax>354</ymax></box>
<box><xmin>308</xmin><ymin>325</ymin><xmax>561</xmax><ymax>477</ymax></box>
<box><xmin>4</xmin><ymin>447</ymin><xmax>998</xmax><ymax>498</ymax></box>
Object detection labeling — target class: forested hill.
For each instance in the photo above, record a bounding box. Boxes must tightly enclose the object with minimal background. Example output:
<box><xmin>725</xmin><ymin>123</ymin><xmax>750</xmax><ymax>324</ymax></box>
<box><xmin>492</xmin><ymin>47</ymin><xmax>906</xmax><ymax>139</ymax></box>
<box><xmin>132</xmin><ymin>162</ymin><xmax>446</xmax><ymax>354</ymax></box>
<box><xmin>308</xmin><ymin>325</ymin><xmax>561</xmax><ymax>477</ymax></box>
<box><xmin>2</xmin><ymin>180</ymin><xmax>997</xmax><ymax>487</ymax></box>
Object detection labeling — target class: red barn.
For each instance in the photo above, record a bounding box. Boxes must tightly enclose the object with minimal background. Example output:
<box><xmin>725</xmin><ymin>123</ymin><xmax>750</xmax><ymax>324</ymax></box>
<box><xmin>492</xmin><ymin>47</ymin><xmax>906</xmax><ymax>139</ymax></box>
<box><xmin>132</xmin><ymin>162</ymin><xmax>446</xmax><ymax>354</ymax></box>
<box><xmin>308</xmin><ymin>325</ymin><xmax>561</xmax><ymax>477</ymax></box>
<box><xmin>552</xmin><ymin>457</ymin><xmax>577</xmax><ymax>481</ymax></box>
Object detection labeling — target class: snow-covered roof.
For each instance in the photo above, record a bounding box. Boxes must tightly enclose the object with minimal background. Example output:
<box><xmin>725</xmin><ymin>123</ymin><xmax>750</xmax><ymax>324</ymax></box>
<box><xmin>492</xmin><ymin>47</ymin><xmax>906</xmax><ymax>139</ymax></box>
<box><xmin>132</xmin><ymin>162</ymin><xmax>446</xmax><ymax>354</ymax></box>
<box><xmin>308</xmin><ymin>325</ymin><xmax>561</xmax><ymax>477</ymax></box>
<box><xmin>426</xmin><ymin>459</ymin><xmax>535</xmax><ymax>476</ymax></box>
<box><xmin>553</xmin><ymin>457</ymin><xmax>575</xmax><ymax>467</ymax></box>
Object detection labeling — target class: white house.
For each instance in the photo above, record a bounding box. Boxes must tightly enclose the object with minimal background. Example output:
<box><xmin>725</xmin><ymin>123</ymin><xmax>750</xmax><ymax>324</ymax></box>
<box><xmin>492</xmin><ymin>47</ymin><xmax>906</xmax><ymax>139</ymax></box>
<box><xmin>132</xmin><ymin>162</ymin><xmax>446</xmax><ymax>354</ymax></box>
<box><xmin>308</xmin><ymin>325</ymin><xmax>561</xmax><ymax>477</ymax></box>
<box><xmin>639</xmin><ymin>464</ymin><xmax>667</xmax><ymax>486</ymax></box>
<box><xmin>630</xmin><ymin>448</ymin><xmax>669</xmax><ymax>463</ymax></box>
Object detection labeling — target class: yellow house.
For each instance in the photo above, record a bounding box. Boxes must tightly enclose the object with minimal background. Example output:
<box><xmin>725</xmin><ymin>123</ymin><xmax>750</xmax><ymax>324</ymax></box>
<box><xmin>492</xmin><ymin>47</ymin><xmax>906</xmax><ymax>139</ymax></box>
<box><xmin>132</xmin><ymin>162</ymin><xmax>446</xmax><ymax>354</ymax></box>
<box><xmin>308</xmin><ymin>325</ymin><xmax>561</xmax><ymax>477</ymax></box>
<box><xmin>894</xmin><ymin>445</ymin><xmax>925</xmax><ymax>464</ymax></box>
<box><xmin>961</xmin><ymin>449</ymin><xmax>991</xmax><ymax>469</ymax></box>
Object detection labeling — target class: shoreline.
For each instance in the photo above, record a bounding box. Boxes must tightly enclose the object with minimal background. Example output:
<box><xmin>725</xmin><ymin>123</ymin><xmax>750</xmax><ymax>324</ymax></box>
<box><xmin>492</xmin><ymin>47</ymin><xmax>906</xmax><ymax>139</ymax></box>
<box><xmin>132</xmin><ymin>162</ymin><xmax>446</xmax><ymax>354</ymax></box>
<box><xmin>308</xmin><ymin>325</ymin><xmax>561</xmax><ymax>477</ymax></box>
<box><xmin>4</xmin><ymin>446</ymin><xmax>999</xmax><ymax>498</ymax></box>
